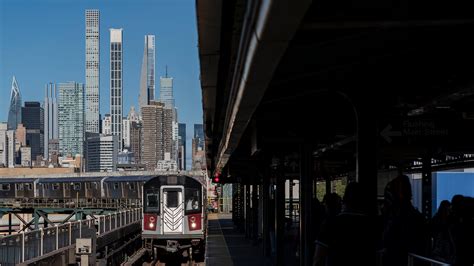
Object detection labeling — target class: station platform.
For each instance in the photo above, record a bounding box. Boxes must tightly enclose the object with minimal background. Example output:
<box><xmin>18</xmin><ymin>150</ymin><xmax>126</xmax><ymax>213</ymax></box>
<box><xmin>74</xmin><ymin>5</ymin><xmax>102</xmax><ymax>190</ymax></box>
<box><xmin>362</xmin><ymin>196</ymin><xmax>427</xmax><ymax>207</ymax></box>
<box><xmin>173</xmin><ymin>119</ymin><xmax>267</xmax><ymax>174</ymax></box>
<box><xmin>206</xmin><ymin>213</ymin><xmax>269</xmax><ymax>266</ymax></box>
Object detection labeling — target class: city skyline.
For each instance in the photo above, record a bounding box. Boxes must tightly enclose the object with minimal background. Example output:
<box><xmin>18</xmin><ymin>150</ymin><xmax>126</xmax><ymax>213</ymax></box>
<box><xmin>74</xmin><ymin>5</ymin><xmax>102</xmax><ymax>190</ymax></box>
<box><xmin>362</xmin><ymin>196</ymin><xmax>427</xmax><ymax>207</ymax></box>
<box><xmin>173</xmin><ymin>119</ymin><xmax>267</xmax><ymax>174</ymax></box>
<box><xmin>1</xmin><ymin>1</ymin><xmax>202</xmax><ymax>168</ymax></box>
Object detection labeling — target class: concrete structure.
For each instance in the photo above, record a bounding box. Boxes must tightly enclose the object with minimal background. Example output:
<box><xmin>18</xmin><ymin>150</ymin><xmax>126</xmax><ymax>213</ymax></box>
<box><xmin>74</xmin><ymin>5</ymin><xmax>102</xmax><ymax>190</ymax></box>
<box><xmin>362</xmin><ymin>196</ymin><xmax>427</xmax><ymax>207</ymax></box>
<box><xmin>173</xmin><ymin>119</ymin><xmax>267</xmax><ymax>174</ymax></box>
<box><xmin>7</xmin><ymin>76</ymin><xmax>21</xmax><ymax>130</ymax></box>
<box><xmin>139</xmin><ymin>35</ymin><xmax>156</xmax><ymax>112</ymax></box>
<box><xmin>85</xmin><ymin>9</ymin><xmax>100</xmax><ymax>134</ymax></box>
<box><xmin>141</xmin><ymin>101</ymin><xmax>173</xmax><ymax>170</ymax></box>
<box><xmin>44</xmin><ymin>83</ymin><xmax>59</xmax><ymax>159</ymax></box>
<box><xmin>0</xmin><ymin>123</ymin><xmax>7</xmax><ymax>167</ymax></box>
<box><xmin>193</xmin><ymin>124</ymin><xmax>204</xmax><ymax>151</ymax></box>
<box><xmin>191</xmin><ymin>124</ymin><xmax>205</xmax><ymax>170</ymax></box>
<box><xmin>110</xmin><ymin>28</ymin><xmax>123</xmax><ymax>151</ymax></box>
<box><xmin>86</xmin><ymin>134</ymin><xmax>118</xmax><ymax>172</ymax></box>
<box><xmin>191</xmin><ymin>138</ymin><xmax>206</xmax><ymax>171</ymax></box>
<box><xmin>20</xmin><ymin>146</ymin><xmax>31</xmax><ymax>167</ymax></box>
<box><xmin>122</xmin><ymin>118</ymin><xmax>130</xmax><ymax>149</ymax></box>
<box><xmin>22</xmin><ymin>102</ymin><xmax>44</xmax><ymax>159</ymax></box>
<box><xmin>6</xmin><ymin>130</ymin><xmax>15</xmax><ymax>168</ymax></box>
<box><xmin>123</xmin><ymin>106</ymin><xmax>140</xmax><ymax>150</ymax></box>
<box><xmin>102</xmin><ymin>114</ymin><xmax>112</xmax><ymax>135</ymax></box>
<box><xmin>0</xmin><ymin>167</ymin><xmax>74</xmax><ymax>176</ymax></box>
<box><xmin>178</xmin><ymin>123</ymin><xmax>186</xmax><ymax>170</ymax></box>
<box><xmin>129</xmin><ymin>121</ymin><xmax>142</xmax><ymax>164</ymax></box>
<box><xmin>58</xmin><ymin>82</ymin><xmax>85</xmax><ymax>158</ymax></box>
<box><xmin>15</xmin><ymin>124</ymin><xmax>26</xmax><ymax>148</ymax></box>
<box><xmin>156</xmin><ymin>159</ymin><xmax>177</xmax><ymax>171</ymax></box>
<box><xmin>118</xmin><ymin>149</ymin><xmax>134</xmax><ymax>164</ymax></box>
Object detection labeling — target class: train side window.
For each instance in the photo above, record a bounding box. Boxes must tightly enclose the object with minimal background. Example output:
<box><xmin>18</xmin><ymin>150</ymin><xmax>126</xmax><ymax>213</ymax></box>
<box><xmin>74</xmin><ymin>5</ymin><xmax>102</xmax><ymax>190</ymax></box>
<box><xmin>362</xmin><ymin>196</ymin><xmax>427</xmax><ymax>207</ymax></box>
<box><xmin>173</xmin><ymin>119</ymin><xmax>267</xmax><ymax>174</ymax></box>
<box><xmin>26</xmin><ymin>184</ymin><xmax>32</xmax><ymax>190</ymax></box>
<box><xmin>52</xmin><ymin>183</ymin><xmax>60</xmax><ymax>190</ymax></box>
<box><xmin>73</xmin><ymin>183</ymin><xmax>81</xmax><ymax>190</ymax></box>
<box><xmin>114</xmin><ymin>183</ymin><xmax>119</xmax><ymax>190</ymax></box>
<box><xmin>146</xmin><ymin>193</ymin><xmax>160</xmax><ymax>212</ymax></box>
<box><xmin>1</xmin><ymin>184</ymin><xmax>11</xmax><ymax>191</ymax></box>
<box><xmin>16</xmin><ymin>184</ymin><xmax>23</xmax><ymax>190</ymax></box>
<box><xmin>129</xmin><ymin>182</ymin><xmax>135</xmax><ymax>190</ymax></box>
<box><xmin>93</xmin><ymin>182</ymin><xmax>98</xmax><ymax>190</ymax></box>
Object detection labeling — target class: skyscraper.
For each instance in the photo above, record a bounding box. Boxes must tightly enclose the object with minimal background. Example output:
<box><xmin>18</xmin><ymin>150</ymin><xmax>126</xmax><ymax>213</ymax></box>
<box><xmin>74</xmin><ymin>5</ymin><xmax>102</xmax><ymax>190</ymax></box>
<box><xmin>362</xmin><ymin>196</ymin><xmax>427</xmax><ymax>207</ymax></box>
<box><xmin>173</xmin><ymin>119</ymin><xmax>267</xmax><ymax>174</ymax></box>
<box><xmin>122</xmin><ymin>118</ymin><xmax>130</xmax><ymax>149</ymax></box>
<box><xmin>86</xmin><ymin>134</ymin><xmax>118</xmax><ymax>172</ymax></box>
<box><xmin>139</xmin><ymin>35</ymin><xmax>155</xmax><ymax>112</ymax></box>
<box><xmin>102</xmin><ymin>114</ymin><xmax>112</xmax><ymax>135</ymax></box>
<box><xmin>44</xmin><ymin>83</ymin><xmax>59</xmax><ymax>159</ymax></box>
<box><xmin>192</xmin><ymin>124</ymin><xmax>205</xmax><ymax>170</ymax></box>
<box><xmin>85</xmin><ymin>9</ymin><xmax>100</xmax><ymax>133</ymax></box>
<box><xmin>178</xmin><ymin>123</ymin><xmax>186</xmax><ymax>170</ymax></box>
<box><xmin>130</xmin><ymin>121</ymin><xmax>142</xmax><ymax>164</ymax></box>
<box><xmin>194</xmin><ymin>124</ymin><xmax>204</xmax><ymax>150</ymax></box>
<box><xmin>7</xmin><ymin>76</ymin><xmax>22</xmax><ymax>130</ymax></box>
<box><xmin>22</xmin><ymin>102</ymin><xmax>44</xmax><ymax>159</ymax></box>
<box><xmin>159</xmin><ymin>76</ymin><xmax>174</xmax><ymax>109</ymax></box>
<box><xmin>141</xmin><ymin>101</ymin><xmax>173</xmax><ymax>170</ymax></box>
<box><xmin>0</xmin><ymin>123</ymin><xmax>7</xmax><ymax>166</ymax></box>
<box><xmin>58</xmin><ymin>82</ymin><xmax>85</xmax><ymax>157</ymax></box>
<box><xmin>110</xmin><ymin>28</ymin><xmax>123</xmax><ymax>151</ymax></box>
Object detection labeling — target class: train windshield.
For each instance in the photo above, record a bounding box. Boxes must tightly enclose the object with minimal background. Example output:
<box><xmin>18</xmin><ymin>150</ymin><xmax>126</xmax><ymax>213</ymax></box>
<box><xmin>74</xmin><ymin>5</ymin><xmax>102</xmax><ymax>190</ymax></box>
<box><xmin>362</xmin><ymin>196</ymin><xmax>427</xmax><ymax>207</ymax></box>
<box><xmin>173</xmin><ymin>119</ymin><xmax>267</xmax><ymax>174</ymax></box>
<box><xmin>185</xmin><ymin>188</ymin><xmax>202</xmax><ymax>214</ymax></box>
<box><xmin>146</xmin><ymin>192</ymin><xmax>160</xmax><ymax>213</ymax></box>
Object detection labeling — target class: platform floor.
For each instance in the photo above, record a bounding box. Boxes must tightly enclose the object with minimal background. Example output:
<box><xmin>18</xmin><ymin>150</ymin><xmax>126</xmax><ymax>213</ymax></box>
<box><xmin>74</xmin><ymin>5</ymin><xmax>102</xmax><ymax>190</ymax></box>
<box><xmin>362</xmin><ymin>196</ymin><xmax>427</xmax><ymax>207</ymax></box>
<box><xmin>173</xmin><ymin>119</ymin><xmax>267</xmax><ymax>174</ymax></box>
<box><xmin>206</xmin><ymin>213</ymin><xmax>269</xmax><ymax>266</ymax></box>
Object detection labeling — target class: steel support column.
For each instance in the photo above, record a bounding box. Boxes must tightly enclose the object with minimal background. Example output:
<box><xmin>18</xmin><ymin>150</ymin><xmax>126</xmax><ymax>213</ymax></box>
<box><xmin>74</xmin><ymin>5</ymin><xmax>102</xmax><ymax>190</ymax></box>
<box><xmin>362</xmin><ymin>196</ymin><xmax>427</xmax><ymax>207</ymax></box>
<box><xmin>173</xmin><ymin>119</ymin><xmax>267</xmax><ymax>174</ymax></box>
<box><xmin>252</xmin><ymin>184</ymin><xmax>259</xmax><ymax>240</ymax></box>
<box><xmin>34</xmin><ymin>210</ymin><xmax>40</xmax><ymax>229</ymax></box>
<box><xmin>300</xmin><ymin>144</ymin><xmax>314</xmax><ymax>266</ymax></box>
<box><xmin>8</xmin><ymin>213</ymin><xmax>12</xmax><ymax>235</ymax></box>
<box><xmin>355</xmin><ymin>97</ymin><xmax>378</xmax><ymax>265</ymax></box>
<box><xmin>422</xmin><ymin>155</ymin><xmax>432</xmax><ymax>219</ymax></box>
<box><xmin>275</xmin><ymin>164</ymin><xmax>285</xmax><ymax>266</ymax></box>
<box><xmin>262</xmin><ymin>169</ymin><xmax>271</xmax><ymax>257</ymax></box>
<box><xmin>246</xmin><ymin>184</ymin><xmax>252</xmax><ymax>238</ymax></box>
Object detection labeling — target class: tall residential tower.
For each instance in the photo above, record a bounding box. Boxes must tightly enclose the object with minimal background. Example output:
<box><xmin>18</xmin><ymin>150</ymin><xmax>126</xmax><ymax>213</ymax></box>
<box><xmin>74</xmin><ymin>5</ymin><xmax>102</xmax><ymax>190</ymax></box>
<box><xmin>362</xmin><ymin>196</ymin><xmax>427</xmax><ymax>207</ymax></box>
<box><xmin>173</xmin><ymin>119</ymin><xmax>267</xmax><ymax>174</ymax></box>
<box><xmin>110</xmin><ymin>28</ymin><xmax>123</xmax><ymax>151</ymax></box>
<box><xmin>44</xmin><ymin>83</ymin><xmax>59</xmax><ymax>159</ymax></box>
<box><xmin>58</xmin><ymin>82</ymin><xmax>85</xmax><ymax>157</ymax></box>
<box><xmin>85</xmin><ymin>10</ymin><xmax>100</xmax><ymax>133</ymax></box>
<box><xmin>139</xmin><ymin>35</ymin><xmax>156</xmax><ymax>112</ymax></box>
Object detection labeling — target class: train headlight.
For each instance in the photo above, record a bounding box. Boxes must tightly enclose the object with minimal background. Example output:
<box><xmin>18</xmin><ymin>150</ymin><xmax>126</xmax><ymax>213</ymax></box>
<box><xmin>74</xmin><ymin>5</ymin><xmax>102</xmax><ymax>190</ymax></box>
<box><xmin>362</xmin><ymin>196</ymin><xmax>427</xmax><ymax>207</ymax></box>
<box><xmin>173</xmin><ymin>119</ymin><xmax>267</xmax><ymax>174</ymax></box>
<box><xmin>190</xmin><ymin>216</ymin><xmax>197</xmax><ymax>228</ymax></box>
<box><xmin>144</xmin><ymin>214</ymin><xmax>157</xmax><ymax>231</ymax></box>
<box><xmin>188</xmin><ymin>215</ymin><xmax>201</xmax><ymax>231</ymax></box>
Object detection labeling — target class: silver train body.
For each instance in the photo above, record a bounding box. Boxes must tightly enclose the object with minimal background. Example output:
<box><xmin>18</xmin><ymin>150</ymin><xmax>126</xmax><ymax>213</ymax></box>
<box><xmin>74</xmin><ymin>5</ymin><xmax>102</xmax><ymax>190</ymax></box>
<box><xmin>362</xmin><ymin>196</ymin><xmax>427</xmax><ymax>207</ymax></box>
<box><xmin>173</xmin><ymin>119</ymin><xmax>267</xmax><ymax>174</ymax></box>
<box><xmin>142</xmin><ymin>175</ymin><xmax>206</xmax><ymax>262</ymax></box>
<box><xmin>0</xmin><ymin>175</ymin><xmax>153</xmax><ymax>202</ymax></box>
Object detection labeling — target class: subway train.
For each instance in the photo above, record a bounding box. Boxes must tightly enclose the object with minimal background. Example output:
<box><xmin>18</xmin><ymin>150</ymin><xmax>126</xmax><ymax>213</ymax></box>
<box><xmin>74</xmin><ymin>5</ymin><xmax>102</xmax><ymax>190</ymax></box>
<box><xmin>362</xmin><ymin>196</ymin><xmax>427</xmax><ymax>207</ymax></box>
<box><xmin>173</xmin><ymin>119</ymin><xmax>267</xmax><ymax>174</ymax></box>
<box><xmin>0</xmin><ymin>175</ymin><xmax>154</xmax><ymax>204</ymax></box>
<box><xmin>142</xmin><ymin>175</ymin><xmax>206</xmax><ymax>262</ymax></box>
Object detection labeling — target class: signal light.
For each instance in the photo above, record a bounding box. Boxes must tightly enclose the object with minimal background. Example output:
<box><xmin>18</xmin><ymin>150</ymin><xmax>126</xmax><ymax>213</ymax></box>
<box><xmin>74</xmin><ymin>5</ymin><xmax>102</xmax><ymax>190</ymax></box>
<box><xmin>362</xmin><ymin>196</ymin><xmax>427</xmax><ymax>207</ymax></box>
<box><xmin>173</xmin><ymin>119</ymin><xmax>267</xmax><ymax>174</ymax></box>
<box><xmin>213</xmin><ymin>172</ymin><xmax>221</xmax><ymax>183</ymax></box>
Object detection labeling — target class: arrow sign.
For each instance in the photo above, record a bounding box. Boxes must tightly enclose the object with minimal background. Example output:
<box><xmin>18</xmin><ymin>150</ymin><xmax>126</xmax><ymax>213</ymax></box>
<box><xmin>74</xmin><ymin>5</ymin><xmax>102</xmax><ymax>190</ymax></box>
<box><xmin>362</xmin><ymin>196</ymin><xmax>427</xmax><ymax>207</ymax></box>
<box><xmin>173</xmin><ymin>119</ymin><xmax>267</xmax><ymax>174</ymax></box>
<box><xmin>381</xmin><ymin>124</ymin><xmax>402</xmax><ymax>143</ymax></box>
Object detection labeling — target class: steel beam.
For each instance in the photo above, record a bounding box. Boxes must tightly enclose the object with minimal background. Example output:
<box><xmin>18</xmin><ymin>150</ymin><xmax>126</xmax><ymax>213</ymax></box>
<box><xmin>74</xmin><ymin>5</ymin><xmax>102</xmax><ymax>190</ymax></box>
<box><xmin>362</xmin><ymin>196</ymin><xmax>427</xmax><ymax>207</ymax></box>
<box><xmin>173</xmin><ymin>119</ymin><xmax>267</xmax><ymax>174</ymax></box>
<box><xmin>300</xmin><ymin>144</ymin><xmax>314</xmax><ymax>266</ymax></box>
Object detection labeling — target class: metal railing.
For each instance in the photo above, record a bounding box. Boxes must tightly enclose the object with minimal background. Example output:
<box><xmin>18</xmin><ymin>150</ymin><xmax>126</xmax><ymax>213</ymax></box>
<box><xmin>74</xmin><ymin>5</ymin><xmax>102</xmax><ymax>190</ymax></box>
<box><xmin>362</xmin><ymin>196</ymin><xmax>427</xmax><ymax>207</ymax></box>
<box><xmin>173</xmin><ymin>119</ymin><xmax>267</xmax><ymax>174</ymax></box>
<box><xmin>0</xmin><ymin>198</ymin><xmax>142</xmax><ymax>209</ymax></box>
<box><xmin>408</xmin><ymin>253</ymin><xmax>451</xmax><ymax>266</ymax></box>
<box><xmin>0</xmin><ymin>208</ymin><xmax>142</xmax><ymax>265</ymax></box>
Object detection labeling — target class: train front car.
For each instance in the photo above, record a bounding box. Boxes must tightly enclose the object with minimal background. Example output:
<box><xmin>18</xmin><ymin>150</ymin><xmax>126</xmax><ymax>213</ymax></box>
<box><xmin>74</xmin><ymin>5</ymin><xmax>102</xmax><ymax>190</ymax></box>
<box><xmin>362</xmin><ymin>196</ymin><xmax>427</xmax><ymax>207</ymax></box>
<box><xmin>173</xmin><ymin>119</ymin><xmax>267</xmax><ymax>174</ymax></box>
<box><xmin>142</xmin><ymin>175</ymin><xmax>205</xmax><ymax>262</ymax></box>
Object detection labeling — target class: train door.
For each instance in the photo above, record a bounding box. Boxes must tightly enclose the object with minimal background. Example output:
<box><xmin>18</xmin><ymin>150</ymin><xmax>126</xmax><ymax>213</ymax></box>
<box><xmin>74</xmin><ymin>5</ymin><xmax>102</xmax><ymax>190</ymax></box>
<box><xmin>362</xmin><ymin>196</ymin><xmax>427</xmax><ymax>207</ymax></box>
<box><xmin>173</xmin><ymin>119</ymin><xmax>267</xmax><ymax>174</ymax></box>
<box><xmin>161</xmin><ymin>186</ymin><xmax>184</xmax><ymax>234</ymax></box>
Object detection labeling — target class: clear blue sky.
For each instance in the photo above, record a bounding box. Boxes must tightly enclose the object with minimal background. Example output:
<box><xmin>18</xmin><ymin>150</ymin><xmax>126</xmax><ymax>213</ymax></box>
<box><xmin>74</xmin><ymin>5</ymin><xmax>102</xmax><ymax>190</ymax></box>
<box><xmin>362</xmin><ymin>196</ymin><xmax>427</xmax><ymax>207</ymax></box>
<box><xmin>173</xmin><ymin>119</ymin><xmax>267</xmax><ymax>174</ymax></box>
<box><xmin>0</xmin><ymin>0</ymin><xmax>203</xmax><ymax>168</ymax></box>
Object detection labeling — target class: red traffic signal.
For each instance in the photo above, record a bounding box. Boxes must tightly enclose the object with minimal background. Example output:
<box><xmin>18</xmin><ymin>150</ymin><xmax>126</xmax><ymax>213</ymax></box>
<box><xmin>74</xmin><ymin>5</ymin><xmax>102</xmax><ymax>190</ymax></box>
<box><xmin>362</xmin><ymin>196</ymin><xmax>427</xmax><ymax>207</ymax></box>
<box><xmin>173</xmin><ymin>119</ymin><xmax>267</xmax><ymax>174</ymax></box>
<box><xmin>213</xmin><ymin>172</ymin><xmax>221</xmax><ymax>183</ymax></box>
